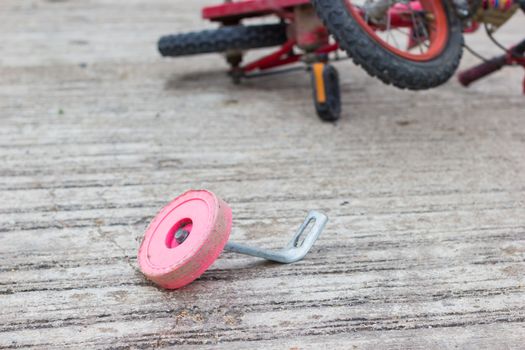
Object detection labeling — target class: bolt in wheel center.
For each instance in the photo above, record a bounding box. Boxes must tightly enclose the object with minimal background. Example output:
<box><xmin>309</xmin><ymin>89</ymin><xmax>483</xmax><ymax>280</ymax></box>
<box><xmin>175</xmin><ymin>228</ymin><xmax>190</xmax><ymax>244</ymax></box>
<box><xmin>165</xmin><ymin>218</ymin><xmax>193</xmax><ymax>248</ymax></box>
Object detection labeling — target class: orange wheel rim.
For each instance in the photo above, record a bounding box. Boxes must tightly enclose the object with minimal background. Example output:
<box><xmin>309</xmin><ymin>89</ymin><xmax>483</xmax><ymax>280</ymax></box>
<box><xmin>343</xmin><ymin>0</ymin><xmax>449</xmax><ymax>62</ymax></box>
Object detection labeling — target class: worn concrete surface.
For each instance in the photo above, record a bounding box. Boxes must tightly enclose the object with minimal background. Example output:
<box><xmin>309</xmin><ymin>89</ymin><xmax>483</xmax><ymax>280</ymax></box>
<box><xmin>1</xmin><ymin>0</ymin><xmax>524</xmax><ymax>348</ymax></box>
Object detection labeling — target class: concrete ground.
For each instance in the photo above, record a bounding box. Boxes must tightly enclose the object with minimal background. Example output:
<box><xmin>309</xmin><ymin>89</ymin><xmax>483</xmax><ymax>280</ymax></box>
<box><xmin>1</xmin><ymin>0</ymin><xmax>524</xmax><ymax>348</ymax></box>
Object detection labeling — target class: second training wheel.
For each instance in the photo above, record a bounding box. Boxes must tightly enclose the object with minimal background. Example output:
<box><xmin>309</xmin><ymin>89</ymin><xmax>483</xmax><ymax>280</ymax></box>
<box><xmin>311</xmin><ymin>63</ymin><xmax>341</xmax><ymax>122</ymax></box>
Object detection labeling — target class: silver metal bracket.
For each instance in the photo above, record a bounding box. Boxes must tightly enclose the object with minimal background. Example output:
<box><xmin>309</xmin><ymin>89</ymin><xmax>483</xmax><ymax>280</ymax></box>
<box><xmin>224</xmin><ymin>211</ymin><xmax>328</xmax><ymax>263</ymax></box>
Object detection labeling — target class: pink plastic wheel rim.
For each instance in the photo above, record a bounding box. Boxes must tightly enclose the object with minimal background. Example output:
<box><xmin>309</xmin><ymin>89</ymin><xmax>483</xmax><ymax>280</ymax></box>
<box><xmin>138</xmin><ymin>190</ymin><xmax>232</xmax><ymax>289</ymax></box>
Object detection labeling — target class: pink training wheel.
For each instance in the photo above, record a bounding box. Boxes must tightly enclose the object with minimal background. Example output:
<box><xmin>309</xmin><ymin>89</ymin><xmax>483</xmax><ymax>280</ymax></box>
<box><xmin>138</xmin><ymin>190</ymin><xmax>232</xmax><ymax>289</ymax></box>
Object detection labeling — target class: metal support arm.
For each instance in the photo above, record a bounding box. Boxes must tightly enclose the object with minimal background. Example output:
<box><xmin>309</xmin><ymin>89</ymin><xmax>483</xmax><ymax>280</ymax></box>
<box><xmin>224</xmin><ymin>211</ymin><xmax>328</xmax><ymax>263</ymax></box>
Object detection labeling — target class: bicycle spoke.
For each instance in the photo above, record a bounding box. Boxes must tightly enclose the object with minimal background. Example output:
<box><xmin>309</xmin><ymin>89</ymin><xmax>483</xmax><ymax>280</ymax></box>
<box><xmin>407</xmin><ymin>2</ymin><xmax>425</xmax><ymax>53</ymax></box>
<box><xmin>349</xmin><ymin>0</ymin><xmax>445</xmax><ymax>59</ymax></box>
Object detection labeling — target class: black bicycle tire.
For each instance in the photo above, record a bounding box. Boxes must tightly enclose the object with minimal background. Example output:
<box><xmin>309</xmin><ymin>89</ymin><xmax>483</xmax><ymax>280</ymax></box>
<box><xmin>311</xmin><ymin>0</ymin><xmax>464</xmax><ymax>90</ymax></box>
<box><xmin>158</xmin><ymin>23</ymin><xmax>288</xmax><ymax>57</ymax></box>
